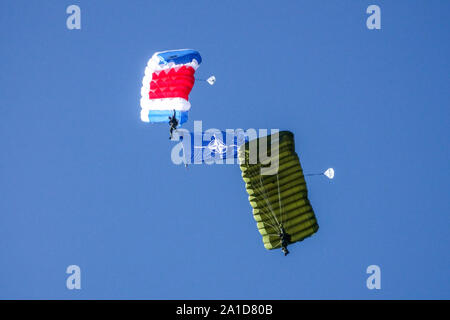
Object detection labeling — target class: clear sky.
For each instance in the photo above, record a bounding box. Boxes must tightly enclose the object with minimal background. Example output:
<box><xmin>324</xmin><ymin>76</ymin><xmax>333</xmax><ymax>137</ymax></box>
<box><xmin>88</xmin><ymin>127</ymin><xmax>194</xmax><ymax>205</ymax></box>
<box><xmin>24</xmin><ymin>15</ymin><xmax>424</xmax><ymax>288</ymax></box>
<box><xmin>0</xmin><ymin>0</ymin><xmax>448</xmax><ymax>299</ymax></box>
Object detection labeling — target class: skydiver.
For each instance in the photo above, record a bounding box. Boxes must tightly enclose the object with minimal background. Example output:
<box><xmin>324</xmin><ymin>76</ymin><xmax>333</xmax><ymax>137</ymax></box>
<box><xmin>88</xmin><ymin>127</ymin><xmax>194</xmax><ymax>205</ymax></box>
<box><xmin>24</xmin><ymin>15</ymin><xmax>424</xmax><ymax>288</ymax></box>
<box><xmin>168</xmin><ymin>109</ymin><xmax>179</xmax><ymax>140</ymax></box>
<box><xmin>279</xmin><ymin>225</ymin><xmax>291</xmax><ymax>256</ymax></box>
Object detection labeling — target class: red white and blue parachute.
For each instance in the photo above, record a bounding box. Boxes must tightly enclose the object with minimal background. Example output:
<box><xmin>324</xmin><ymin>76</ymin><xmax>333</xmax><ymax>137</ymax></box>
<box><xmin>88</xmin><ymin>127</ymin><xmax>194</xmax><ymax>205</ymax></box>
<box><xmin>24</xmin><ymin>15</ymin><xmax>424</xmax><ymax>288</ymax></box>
<box><xmin>140</xmin><ymin>49</ymin><xmax>210</xmax><ymax>125</ymax></box>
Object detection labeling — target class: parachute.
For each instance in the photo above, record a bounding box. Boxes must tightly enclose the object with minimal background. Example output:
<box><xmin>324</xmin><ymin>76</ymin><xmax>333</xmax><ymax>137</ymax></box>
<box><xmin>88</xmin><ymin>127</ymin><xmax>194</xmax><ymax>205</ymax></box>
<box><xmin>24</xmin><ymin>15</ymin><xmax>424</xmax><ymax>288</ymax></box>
<box><xmin>173</xmin><ymin>130</ymin><xmax>248</xmax><ymax>165</ymax></box>
<box><xmin>324</xmin><ymin>168</ymin><xmax>334</xmax><ymax>179</ymax></box>
<box><xmin>137</xmin><ymin>49</ymin><xmax>329</xmax><ymax>256</ymax></box>
<box><xmin>238</xmin><ymin>131</ymin><xmax>319</xmax><ymax>253</ymax></box>
<box><xmin>140</xmin><ymin>49</ymin><xmax>202</xmax><ymax>125</ymax></box>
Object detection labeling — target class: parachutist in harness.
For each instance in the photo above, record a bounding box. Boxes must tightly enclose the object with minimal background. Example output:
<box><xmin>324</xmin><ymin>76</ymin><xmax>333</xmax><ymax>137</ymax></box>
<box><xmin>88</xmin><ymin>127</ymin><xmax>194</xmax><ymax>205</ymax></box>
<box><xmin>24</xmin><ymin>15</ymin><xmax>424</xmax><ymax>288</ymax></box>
<box><xmin>168</xmin><ymin>110</ymin><xmax>179</xmax><ymax>140</ymax></box>
<box><xmin>279</xmin><ymin>225</ymin><xmax>291</xmax><ymax>256</ymax></box>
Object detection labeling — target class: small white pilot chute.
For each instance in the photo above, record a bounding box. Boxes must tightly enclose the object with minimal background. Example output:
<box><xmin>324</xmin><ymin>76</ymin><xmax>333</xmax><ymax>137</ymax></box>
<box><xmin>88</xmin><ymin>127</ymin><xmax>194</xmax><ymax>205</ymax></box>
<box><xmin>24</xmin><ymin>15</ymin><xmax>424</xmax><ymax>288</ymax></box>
<box><xmin>196</xmin><ymin>75</ymin><xmax>216</xmax><ymax>85</ymax></box>
<box><xmin>305</xmin><ymin>168</ymin><xmax>335</xmax><ymax>179</ymax></box>
<box><xmin>206</xmin><ymin>75</ymin><xmax>216</xmax><ymax>85</ymax></box>
<box><xmin>324</xmin><ymin>168</ymin><xmax>334</xmax><ymax>179</ymax></box>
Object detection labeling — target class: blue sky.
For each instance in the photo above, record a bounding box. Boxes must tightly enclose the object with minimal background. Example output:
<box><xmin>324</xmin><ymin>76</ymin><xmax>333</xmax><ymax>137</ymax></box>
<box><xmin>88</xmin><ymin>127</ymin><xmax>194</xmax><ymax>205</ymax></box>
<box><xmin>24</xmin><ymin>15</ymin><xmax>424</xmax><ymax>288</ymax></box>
<box><xmin>0</xmin><ymin>0</ymin><xmax>449</xmax><ymax>299</ymax></box>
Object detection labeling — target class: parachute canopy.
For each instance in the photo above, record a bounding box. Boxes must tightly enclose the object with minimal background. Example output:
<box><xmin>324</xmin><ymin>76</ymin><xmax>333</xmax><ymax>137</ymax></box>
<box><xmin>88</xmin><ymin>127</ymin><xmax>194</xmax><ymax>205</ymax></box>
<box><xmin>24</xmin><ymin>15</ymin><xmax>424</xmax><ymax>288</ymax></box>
<box><xmin>173</xmin><ymin>130</ymin><xmax>248</xmax><ymax>164</ymax></box>
<box><xmin>140</xmin><ymin>49</ymin><xmax>202</xmax><ymax>125</ymax></box>
<box><xmin>238</xmin><ymin>131</ymin><xmax>319</xmax><ymax>252</ymax></box>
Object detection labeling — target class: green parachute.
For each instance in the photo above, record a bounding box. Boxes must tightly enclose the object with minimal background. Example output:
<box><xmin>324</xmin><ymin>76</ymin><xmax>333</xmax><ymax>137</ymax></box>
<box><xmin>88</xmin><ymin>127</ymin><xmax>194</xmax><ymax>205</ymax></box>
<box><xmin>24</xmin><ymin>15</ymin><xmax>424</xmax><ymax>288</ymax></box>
<box><xmin>238</xmin><ymin>131</ymin><xmax>319</xmax><ymax>255</ymax></box>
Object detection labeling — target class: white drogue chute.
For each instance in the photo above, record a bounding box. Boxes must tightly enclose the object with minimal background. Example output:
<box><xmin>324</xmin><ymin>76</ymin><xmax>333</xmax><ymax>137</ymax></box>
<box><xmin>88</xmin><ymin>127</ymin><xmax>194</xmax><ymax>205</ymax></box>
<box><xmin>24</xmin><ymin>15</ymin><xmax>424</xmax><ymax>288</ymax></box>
<box><xmin>324</xmin><ymin>168</ymin><xmax>334</xmax><ymax>179</ymax></box>
<box><xmin>305</xmin><ymin>168</ymin><xmax>335</xmax><ymax>179</ymax></box>
<box><xmin>206</xmin><ymin>75</ymin><xmax>216</xmax><ymax>85</ymax></box>
<box><xmin>196</xmin><ymin>75</ymin><xmax>216</xmax><ymax>85</ymax></box>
